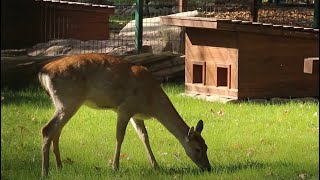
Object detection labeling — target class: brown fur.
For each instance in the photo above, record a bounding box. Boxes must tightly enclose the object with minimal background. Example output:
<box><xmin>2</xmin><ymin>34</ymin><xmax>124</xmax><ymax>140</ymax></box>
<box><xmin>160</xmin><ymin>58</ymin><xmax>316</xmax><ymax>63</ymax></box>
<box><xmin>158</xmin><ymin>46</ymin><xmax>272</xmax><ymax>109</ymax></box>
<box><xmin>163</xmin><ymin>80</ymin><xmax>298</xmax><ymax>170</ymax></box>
<box><xmin>39</xmin><ymin>53</ymin><xmax>211</xmax><ymax>177</ymax></box>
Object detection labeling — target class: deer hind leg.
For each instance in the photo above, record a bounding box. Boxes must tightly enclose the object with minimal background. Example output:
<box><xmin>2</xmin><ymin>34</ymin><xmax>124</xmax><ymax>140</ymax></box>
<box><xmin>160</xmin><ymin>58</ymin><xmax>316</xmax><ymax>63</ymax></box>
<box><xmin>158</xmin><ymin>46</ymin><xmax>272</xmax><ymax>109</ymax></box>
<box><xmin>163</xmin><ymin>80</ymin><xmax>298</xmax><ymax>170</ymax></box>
<box><xmin>52</xmin><ymin>129</ymin><xmax>62</xmax><ymax>170</ymax></box>
<box><xmin>41</xmin><ymin>101</ymin><xmax>81</xmax><ymax>177</ymax></box>
<box><xmin>112</xmin><ymin>110</ymin><xmax>132</xmax><ymax>171</ymax></box>
<box><xmin>130</xmin><ymin>118</ymin><xmax>159</xmax><ymax>169</ymax></box>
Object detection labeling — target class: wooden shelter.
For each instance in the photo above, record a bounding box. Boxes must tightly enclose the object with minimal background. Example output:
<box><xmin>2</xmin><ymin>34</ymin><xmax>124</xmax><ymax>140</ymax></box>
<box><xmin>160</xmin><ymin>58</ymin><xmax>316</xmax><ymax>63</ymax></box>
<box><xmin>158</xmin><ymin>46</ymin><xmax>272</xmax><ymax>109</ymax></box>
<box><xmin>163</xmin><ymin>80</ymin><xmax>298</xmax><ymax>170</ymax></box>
<box><xmin>160</xmin><ymin>16</ymin><xmax>319</xmax><ymax>99</ymax></box>
<box><xmin>1</xmin><ymin>0</ymin><xmax>114</xmax><ymax>49</ymax></box>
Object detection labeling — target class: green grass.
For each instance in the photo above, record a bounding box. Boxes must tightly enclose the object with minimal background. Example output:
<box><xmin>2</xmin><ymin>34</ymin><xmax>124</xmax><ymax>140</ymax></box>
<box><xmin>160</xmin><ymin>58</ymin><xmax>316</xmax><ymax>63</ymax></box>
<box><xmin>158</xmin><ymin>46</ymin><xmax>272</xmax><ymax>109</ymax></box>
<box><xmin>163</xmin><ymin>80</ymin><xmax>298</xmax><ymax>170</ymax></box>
<box><xmin>1</xmin><ymin>83</ymin><xmax>319</xmax><ymax>180</ymax></box>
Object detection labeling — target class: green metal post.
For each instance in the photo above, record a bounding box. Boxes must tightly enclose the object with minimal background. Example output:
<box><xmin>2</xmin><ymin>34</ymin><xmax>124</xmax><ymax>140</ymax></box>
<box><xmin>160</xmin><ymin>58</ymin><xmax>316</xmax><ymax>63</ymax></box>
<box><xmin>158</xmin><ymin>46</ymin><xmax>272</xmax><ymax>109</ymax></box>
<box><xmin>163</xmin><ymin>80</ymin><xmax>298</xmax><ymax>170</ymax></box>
<box><xmin>135</xmin><ymin>0</ymin><xmax>143</xmax><ymax>53</ymax></box>
<box><xmin>314</xmin><ymin>0</ymin><xmax>319</xmax><ymax>29</ymax></box>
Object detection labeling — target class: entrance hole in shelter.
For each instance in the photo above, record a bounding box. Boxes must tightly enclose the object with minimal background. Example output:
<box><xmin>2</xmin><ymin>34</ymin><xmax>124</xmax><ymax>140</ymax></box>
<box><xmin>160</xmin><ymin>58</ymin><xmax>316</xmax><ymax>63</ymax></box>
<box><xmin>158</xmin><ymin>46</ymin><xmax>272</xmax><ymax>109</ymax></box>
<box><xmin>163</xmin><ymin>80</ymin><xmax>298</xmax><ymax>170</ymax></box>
<box><xmin>192</xmin><ymin>64</ymin><xmax>204</xmax><ymax>84</ymax></box>
<box><xmin>217</xmin><ymin>66</ymin><xmax>229</xmax><ymax>87</ymax></box>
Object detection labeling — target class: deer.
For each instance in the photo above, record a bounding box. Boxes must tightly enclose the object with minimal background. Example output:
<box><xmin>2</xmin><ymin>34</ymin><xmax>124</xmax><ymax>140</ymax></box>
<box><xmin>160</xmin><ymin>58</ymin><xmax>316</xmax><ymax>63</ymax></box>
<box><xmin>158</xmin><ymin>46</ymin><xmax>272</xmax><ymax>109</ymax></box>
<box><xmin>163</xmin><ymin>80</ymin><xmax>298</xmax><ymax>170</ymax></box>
<box><xmin>38</xmin><ymin>53</ymin><xmax>211</xmax><ymax>177</ymax></box>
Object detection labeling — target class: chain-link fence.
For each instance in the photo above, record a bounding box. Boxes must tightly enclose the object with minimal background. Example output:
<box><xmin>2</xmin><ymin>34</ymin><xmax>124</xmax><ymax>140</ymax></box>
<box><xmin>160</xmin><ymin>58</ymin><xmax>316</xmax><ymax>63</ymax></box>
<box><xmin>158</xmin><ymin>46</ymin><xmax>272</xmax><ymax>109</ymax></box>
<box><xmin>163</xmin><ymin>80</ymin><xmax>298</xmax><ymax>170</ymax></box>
<box><xmin>3</xmin><ymin>0</ymin><xmax>317</xmax><ymax>56</ymax></box>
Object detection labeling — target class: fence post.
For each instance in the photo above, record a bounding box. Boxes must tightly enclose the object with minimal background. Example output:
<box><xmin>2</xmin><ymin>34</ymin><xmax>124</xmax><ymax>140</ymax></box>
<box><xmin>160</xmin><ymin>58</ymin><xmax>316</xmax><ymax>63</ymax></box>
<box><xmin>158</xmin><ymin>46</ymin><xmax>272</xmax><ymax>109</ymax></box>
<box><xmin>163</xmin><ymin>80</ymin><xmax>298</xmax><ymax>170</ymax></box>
<box><xmin>314</xmin><ymin>0</ymin><xmax>319</xmax><ymax>29</ymax></box>
<box><xmin>250</xmin><ymin>0</ymin><xmax>258</xmax><ymax>22</ymax></box>
<box><xmin>178</xmin><ymin>0</ymin><xmax>188</xmax><ymax>13</ymax></box>
<box><xmin>135</xmin><ymin>0</ymin><xmax>143</xmax><ymax>53</ymax></box>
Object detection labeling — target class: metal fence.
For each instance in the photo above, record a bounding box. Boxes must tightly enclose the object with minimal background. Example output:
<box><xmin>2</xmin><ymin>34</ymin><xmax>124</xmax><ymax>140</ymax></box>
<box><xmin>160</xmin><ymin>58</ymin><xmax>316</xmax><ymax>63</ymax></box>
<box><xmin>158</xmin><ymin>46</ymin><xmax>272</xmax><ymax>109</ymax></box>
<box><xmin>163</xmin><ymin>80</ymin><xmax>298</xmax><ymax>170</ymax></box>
<box><xmin>9</xmin><ymin>1</ymin><xmax>318</xmax><ymax>56</ymax></box>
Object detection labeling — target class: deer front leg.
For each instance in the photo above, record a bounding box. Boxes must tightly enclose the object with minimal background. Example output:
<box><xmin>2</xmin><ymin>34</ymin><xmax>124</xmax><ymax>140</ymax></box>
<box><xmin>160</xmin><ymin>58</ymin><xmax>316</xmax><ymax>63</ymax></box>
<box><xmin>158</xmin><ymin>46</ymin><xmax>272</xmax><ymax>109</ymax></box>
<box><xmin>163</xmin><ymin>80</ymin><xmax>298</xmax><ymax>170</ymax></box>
<box><xmin>112</xmin><ymin>111</ymin><xmax>131</xmax><ymax>171</ymax></box>
<box><xmin>130</xmin><ymin>118</ymin><xmax>159</xmax><ymax>169</ymax></box>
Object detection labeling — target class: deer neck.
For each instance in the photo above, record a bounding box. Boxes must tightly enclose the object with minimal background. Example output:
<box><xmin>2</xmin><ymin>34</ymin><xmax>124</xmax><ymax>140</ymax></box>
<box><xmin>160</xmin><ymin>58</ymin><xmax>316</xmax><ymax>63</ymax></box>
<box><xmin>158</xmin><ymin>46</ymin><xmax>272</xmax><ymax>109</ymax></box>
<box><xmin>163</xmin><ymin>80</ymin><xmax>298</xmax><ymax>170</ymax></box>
<box><xmin>152</xmin><ymin>90</ymin><xmax>190</xmax><ymax>145</ymax></box>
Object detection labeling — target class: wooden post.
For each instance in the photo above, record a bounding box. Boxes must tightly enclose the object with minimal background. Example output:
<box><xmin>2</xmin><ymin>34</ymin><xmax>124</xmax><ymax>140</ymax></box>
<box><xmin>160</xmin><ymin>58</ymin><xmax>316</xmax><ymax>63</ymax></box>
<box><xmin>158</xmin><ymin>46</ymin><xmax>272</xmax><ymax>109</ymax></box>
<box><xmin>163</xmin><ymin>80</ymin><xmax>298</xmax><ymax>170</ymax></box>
<box><xmin>250</xmin><ymin>0</ymin><xmax>258</xmax><ymax>22</ymax></box>
<box><xmin>178</xmin><ymin>0</ymin><xmax>188</xmax><ymax>13</ymax></box>
<box><xmin>135</xmin><ymin>0</ymin><xmax>143</xmax><ymax>53</ymax></box>
<box><xmin>145</xmin><ymin>0</ymin><xmax>150</xmax><ymax>17</ymax></box>
<box><xmin>314</xmin><ymin>0</ymin><xmax>319</xmax><ymax>29</ymax></box>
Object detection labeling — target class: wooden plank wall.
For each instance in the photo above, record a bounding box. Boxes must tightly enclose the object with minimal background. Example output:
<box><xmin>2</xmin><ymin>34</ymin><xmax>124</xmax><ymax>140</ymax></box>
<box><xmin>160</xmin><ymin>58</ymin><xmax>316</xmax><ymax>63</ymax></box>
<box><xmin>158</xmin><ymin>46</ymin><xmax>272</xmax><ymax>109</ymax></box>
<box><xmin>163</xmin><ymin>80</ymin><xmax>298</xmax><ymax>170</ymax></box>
<box><xmin>185</xmin><ymin>28</ymin><xmax>239</xmax><ymax>98</ymax></box>
<box><xmin>40</xmin><ymin>3</ymin><xmax>112</xmax><ymax>42</ymax></box>
<box><xmin>237</xmin><ymin>32</ymin><xmax>319</xmax><ymax>98</ymax></box>
<box><xmin>1</xmin><ymin>0</ymin><xmax>113</xmax><ymax>49</ymax></box>
<box><xmin>184</xmin><ymin>27</ymin><xmax>318</xmax><ymax>99</ymax></box>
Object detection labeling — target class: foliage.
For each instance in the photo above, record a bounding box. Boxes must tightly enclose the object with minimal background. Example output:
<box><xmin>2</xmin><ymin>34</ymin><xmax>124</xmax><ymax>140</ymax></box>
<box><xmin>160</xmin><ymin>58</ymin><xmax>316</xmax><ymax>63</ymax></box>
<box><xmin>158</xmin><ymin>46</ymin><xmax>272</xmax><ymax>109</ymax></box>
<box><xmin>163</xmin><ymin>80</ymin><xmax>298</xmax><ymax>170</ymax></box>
<box><xmin>1</xmin><ymin>84</ymin><xmax>319</xmax><ymax>179</ymax></box>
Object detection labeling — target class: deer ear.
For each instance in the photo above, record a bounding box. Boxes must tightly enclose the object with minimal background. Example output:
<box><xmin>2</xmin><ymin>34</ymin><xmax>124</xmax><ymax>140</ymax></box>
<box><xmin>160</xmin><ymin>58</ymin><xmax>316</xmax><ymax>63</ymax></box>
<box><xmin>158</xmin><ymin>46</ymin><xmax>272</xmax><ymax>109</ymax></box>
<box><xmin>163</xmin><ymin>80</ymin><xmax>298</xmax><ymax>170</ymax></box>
<box><xmin>186</xmin><ymin>127</ymin><xmax>195</xmax><ymax>142</ymax></box>
<box><xmin>188</xmin><ymin>127</ymin><xmax>195</xmax><ymax>136</ymax></box>
<box><xmin>195</xmin><ymin>120</ymin><xmax>203</xmax><ymax>133</ymax></box>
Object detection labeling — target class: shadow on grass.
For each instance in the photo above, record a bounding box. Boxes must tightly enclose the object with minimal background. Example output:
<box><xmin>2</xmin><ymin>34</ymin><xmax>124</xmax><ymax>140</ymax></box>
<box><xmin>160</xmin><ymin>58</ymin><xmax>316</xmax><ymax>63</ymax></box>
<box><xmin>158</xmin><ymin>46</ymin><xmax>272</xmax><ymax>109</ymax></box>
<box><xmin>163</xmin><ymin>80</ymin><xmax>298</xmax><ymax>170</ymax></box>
<box><xmin>1</xmin><ymin>85</ymin><xmax>51</xmax><ymax>107</ymax></box>
<box><xmin>1</xmin><ymin>153</ymin><xmax>303</xmax><ymax>180</ymax></box>
<box><xmin>76</xmin><ymin>160</ymin><xmax>266</xmax><ymax>178</ymax></box>
<box><xmin>211</xmin><ymin>160</ymin><xmax>265</xmax><ymax>174</ymax></box>
<box><xmin>157</xmin><ymin>160</ymin><xmax>265</xmax><ymax>175</ymax></box>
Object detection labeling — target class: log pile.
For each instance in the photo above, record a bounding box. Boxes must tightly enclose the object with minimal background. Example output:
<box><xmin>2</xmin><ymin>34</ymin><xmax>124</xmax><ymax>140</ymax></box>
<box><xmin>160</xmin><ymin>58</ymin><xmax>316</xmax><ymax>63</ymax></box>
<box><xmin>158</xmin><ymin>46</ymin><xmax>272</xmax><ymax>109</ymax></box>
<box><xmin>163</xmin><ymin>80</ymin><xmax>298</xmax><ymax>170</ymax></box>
<box><xmin>1</xmin><ymin>55</ymin><xmax>65</xmax><ymax>88</ymax></box>
<box><xmin>122</xmin><ymin>52</ymin><xmax>185</xmax><ymax>82</ymax></box>
<box><xmin>1</xmin><ymin>52</ymin><xmax>185</xmax><ymax>88</ymax></box>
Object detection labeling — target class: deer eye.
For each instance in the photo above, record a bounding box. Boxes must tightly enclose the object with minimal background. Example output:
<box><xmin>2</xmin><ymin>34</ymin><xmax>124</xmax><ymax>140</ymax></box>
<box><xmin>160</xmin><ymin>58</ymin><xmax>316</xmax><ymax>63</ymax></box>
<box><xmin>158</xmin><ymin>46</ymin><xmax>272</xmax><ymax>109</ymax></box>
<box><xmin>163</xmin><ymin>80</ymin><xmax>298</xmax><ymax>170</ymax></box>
<box><xmin>195</xmin><ymin>148</ymin><xmax>201</xmax><ymax>153</ymax></box>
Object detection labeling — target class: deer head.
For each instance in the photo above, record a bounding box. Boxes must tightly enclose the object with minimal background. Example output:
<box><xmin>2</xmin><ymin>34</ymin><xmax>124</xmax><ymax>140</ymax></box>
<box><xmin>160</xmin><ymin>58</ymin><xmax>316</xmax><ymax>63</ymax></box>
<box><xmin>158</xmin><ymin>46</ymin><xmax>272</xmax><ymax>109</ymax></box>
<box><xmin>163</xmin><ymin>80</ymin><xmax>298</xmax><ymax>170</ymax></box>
<box><xmin>184</xmin><ymin>120</ymin><xmax>211</xmax><ymax>171</ymax></box>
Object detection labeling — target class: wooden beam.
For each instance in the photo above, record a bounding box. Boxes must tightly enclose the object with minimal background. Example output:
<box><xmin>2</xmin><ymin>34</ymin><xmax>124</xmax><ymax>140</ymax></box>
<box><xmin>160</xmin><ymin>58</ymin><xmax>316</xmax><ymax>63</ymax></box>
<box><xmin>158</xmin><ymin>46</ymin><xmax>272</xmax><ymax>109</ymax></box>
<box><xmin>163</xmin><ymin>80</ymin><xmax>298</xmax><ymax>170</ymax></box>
<box><xmin>304</xmin><ymin>57</ymin><xmax>319</xmax><ymax>74</ymax></box>
<box><xmin>178</xmin><ymin>0</ymin><xmax>188</xmax><ymax>13</ymax></box>
<box><xmin>314</xmin><ymin>0</ymin><xmax>319</xmax><ymax>28</ymax></box>
<box><xmin>250</xmin><ymin>0</ymin><xmax>258</xmax><ymax>22</ymax></box>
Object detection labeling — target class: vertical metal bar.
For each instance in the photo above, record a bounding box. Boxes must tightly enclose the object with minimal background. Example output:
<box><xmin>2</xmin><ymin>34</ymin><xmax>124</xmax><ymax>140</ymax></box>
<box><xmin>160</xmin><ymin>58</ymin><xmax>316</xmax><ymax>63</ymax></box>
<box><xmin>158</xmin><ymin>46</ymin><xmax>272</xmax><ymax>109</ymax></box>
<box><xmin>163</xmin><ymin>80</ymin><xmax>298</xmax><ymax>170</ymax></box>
<box><xmin>135</xmin><ymin>0</ymin><xmax>143</xmax><ymax>53</ymax></box>
<box><xmin>44</xmin><ymin>4</ymin><xmax>47</xmax><ymax>42</ymax></box>
<box><xmin>314</xmin><ymin>0</ymin><xmax>319</xmax><ymax>28</ymax></box>
<box><xmin>40</xmin><ymin>2</ymin><xmax>43</xmax><ymax>43</ymax></box>
<box><xmin>62</xmin><ymin>16</ymin><xmax>65</xmax><ymax>38</ymax></box>
<box><xmin>66</xmin><ymin>16</ymin><xmax>69</xmax><ymax>38</ymax></box>
<box><xmin>49</xmin><ymin>5</ymin><xmax>52</xmax><ymax>40</ymax></box>
<box><xmin>1</xmin><ymin>0</ymin><xmax>6</xmax><ymax>48</ymax></box>
<box><xmin>80</xmin><ymin>38</ymin><xmax>82</xmax><ymax>54</ymax></box>
<box><xmin>57</xmin><ymin>17</ymin><xmax>60</xmax><ymax>39</ymax></box>
<box><xmin>53</xmin><ymin>7</ymin><xmax>55</xmax><ymax>40</ymax></box>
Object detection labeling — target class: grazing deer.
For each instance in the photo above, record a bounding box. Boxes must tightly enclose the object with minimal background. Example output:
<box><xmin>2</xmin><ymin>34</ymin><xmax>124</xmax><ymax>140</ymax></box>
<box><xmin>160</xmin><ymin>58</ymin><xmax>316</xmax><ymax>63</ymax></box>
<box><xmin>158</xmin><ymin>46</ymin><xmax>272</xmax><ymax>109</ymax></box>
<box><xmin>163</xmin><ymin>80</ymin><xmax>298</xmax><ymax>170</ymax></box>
<box><xmin>38</xmin><ymin>53</ymin><xmax>211</xmax><ymax>177</ymax></box>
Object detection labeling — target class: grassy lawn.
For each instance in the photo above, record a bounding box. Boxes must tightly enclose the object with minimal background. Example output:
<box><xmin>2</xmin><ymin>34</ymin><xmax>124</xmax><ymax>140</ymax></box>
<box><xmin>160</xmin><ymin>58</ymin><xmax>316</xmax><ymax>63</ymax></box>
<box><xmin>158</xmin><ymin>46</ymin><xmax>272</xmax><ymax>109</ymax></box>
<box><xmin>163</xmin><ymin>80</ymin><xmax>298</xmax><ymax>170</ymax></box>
<box><xmin>1</xmin><ymin>83</ymin><xmax>319</xmax><ymax>180</ymax></box>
